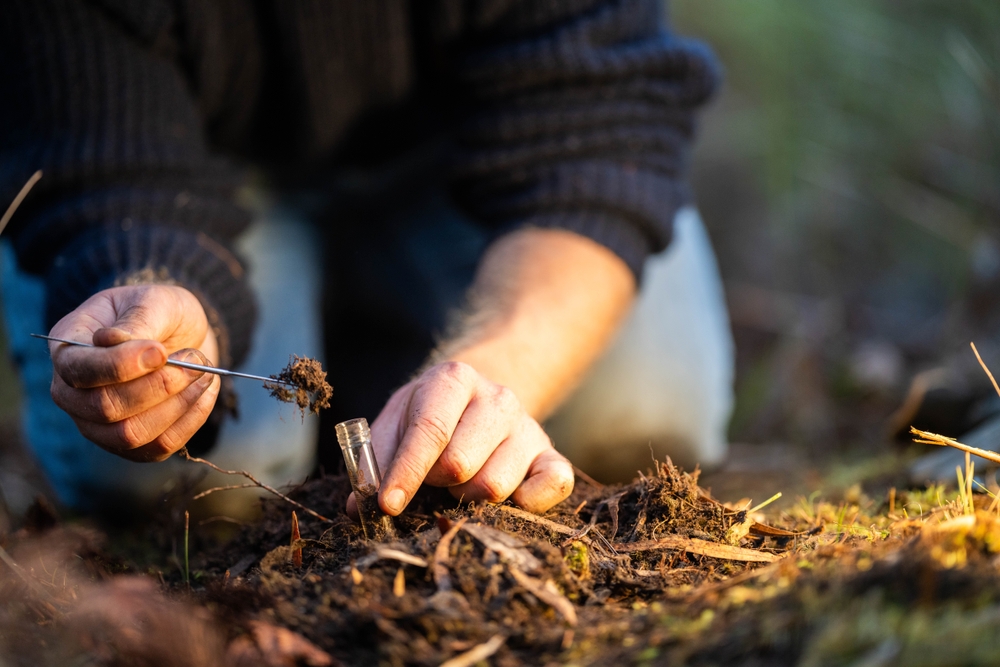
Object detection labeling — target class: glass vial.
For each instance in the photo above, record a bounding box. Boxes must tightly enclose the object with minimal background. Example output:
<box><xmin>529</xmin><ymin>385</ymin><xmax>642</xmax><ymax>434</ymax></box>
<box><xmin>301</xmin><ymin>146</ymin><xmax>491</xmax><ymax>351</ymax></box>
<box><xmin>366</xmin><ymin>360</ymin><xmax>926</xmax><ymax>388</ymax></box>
<box><xmin>335</xmin><ymin>418</ymin><xmax>396</xmax><ymax>540</ymax></box>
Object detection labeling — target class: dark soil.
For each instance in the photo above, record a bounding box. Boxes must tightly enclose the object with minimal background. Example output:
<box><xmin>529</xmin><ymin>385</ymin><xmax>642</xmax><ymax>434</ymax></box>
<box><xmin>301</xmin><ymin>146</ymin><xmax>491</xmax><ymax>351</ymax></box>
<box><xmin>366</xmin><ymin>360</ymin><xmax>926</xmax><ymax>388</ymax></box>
<box><xmin>3</xmin><ymin>458</ymin><xmax>1000</xmax><ymax>666</ymax></box>
<box><xmin>264</xmin><ymin>356</ymin><xmax>333</xmax><ymax>416</ymax></box>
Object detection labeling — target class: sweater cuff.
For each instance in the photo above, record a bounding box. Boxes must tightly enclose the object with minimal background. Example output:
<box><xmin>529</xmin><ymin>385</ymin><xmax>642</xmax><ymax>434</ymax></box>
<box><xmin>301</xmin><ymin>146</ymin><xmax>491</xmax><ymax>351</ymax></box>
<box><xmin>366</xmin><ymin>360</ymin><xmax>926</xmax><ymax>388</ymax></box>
<box><xmin>509</xmin><ymin>211</ymin><xmax>660</xmax><ymax>281</ymax></box>
<box><xmin>44</xmin><ymin>225</ymin><xmax>257</xmax><ymax>369</ymax></box>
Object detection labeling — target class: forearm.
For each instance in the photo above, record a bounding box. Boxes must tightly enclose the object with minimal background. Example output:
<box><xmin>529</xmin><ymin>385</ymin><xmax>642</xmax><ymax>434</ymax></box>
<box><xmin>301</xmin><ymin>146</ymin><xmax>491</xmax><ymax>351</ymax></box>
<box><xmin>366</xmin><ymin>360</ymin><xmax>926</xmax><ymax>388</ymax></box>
<box><xmin>434</xmin><ymin>228</ymin><xmax>636</xmax><ymax>420</ymax></box>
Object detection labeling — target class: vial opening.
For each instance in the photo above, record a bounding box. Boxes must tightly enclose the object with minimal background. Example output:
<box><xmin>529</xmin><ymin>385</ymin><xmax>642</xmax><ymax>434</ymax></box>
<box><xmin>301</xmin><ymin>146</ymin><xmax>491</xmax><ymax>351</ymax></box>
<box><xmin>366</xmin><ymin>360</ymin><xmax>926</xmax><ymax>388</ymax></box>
<box><xmin>335</xmin><ymin>418</ymin><xmax>371</xmax><ymax>450</ymax></box>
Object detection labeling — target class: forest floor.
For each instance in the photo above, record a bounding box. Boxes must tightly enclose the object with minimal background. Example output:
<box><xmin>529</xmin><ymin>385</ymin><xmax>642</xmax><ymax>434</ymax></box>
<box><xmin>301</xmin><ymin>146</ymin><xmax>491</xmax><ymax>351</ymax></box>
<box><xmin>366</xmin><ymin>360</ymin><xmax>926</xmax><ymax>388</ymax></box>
<box><xmin>4</xmin><ymin>446</ymin><xmax>1000</xmax><ymax>667</ymax></box>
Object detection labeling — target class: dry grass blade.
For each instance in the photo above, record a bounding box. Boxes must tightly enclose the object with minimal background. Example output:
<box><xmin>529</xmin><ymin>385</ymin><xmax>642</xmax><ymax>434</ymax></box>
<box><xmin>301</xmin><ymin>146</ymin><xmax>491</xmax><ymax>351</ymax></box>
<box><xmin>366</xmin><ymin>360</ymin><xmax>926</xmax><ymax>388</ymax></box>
<box><xmin>439</xmin><ymin>634</ymin><xmax>506</xmax><ymax>667</ymax></box>
<box><xmin>494</xmin><ymin>505</ymin><xmax>577</xmax><ymax>535</ymax></box>
<box><xmin>0</xmin><ymin>170</ymin><xmax>42</xmax><ymax>236</ymax></box>
<box><xmin>612</xmin><ymin>536</ymin><xmax>781</xmax><ymax>563</ymax></box>
<box><xmin>434</xmin><ymin>517</ymin><xmax>467</xmax><ymax>592</ymax></box>
<box><xmin>971</xmin><ymin>342</ymin><xmax>1000</xmax><ymax>399</ymax></box>
<box><xmin>573</xmin><ymin>465</ymin><xmax>604</xmax><ymax>488</ymax></box>
<box><xmin>508</xmin><ymin>567</ymin><xmax>578</xmax><ymax>626</ymax></box>
<box><xmin>178</xmin><ymin>448</ymin><xmax>333</xmax><ymax>523</ymax></box>
<box><xmin>911</xmin><ymin>427</ymin><xmax>1000</xmax><ymax>466</ymax></box>
<box><xmin>749</xmin><ymin>522</ymin><xmax>808</xmax><ymax>538</ymax></box>
<box><xmin>350</xmin><ymin>548</ymin><xmax>429</xmax><ymax>571</ymax></box>
<box><xmin>291</xmin><ymin>511</ymin><xmax>302</xmax><ymax>568</ymax></box>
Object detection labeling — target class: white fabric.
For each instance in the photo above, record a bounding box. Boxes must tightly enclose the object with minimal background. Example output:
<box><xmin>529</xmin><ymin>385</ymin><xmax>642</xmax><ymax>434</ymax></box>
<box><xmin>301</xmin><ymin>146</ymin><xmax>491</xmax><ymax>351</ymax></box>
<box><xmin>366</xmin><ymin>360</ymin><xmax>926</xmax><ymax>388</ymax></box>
<box><xmin>544</xmin><ymin>207</ymin><xmax>734</xmax><ymax>481</ymax></box>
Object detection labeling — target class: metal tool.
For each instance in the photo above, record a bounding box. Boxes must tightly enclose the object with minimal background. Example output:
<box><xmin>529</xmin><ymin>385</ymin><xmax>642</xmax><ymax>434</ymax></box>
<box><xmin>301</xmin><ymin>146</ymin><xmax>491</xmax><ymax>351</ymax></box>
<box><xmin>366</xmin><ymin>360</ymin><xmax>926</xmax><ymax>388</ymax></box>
<box><xmin>30</xmin><ymin>333</ymin><xmax>295</xmax><ymax>386</ymax></box>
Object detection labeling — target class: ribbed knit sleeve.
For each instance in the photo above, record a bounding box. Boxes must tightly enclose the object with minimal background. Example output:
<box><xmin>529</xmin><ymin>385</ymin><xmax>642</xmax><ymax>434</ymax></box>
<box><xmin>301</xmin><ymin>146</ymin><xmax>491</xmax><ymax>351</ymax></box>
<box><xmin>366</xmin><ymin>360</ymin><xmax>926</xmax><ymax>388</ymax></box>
<box><xmin>0</xmin><ymin>0</ymin><xmax>256</xmax><ymax>367</ymax></box>
<box><xmin>441</xmin><ymin>0</ymin><xmax>720</xmax><ymax>278</ymax></box>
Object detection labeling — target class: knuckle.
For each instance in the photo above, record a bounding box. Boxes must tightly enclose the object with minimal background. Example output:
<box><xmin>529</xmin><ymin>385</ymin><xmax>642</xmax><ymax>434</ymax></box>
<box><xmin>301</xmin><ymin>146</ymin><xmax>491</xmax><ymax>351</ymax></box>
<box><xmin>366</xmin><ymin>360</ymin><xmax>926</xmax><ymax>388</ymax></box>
<box><xmin>436</xmin><ymin>361</ymin><xmax>476</xmax><ymax>385</ymax></box>
<box><xmin>411</xmin><ymin>412</ymin><xmax>452</xmax><ymax>449</ymax></box>
<box><xmin>477</xmin><ymin>476</ymin><xmax>510</xmax><ymax>504</ymax></box>
<box><xmin>92</xmin><ymin>387</ymin><xmax>124</xmax><ymax>423</ymax></box>
<box><xmin>144</xmin><ymin>437</ymin><xmax>180</xmax><ymax>462</ymax></box>
<box><xmin>437</xmin><ymin>449</ymin><xmax>473</xmax><ymax>484</ymax></box>
<box><xmin>116</xmin><ymin>418</ymin><xmax>151</xmax><ymax>449</ymax></box>
<box><xmin>147</xmin><ymin>369</ymin><xmax>172</xmax><ymax>398</ymax></box>
<box><xmin>492</xmin><ymin>384</ymin><xmax>519</xmax><ymax>412</ymax></box>
<box><xmin>59</xmin><ymin>363</ymin><xmax>85</xmax><ymax>389</ymax></box>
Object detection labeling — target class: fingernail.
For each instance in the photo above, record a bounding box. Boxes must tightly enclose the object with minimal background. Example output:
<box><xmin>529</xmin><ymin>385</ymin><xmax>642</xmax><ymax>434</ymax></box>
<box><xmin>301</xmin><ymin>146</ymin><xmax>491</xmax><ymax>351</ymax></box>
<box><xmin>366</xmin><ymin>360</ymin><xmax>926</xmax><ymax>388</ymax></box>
<box><xmin>174</xmin><ymin>349</ymin><xmax>209</xmax><ymax>378</ymax></box>
<box><xmin>384</xmin><ymin>488</ymin><xmax>406</xmax><ymax>514</ymax></box>
<box><xmin>140</xmin><ymin>347</ymin><xmax>165</xmax><ymax>370</ymax></box>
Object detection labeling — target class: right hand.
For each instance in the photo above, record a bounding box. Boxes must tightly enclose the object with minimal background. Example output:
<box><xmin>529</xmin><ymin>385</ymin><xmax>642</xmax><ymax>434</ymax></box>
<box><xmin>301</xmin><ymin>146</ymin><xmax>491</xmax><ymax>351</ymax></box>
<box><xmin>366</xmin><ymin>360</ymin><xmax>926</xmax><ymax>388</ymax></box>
<box><xmin>48</xmin><ymin>284</ymin><xmax>221</xmax><ymax>462</ymax></box>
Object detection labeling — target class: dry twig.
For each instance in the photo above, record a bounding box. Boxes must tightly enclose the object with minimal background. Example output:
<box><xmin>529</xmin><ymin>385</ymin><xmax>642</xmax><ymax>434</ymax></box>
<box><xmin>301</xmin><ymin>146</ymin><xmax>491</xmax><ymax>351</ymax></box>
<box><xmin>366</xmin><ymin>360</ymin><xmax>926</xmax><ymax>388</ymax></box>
<box><xmin>192</xmin><ymin>483</ymin><xmax>259</xmax><ymax>500</ymax></box>
<box><xmin>439</xmin><ymin>634</ymin><xmax>506</xmax><ymax>667</ymax></box>
<box><xmin>911</xmin><ymin>428</ymin><xmax>1000</xmax><ymax>466</ymax></box>
<box><xmin>179</xmin><ymin>448</ymin><xmax>333</xmax><ymax>523</ymax></box>
<box><xmin>508</xmin><ymin>567</ymin><xmax>578</xmax><ymax>626</ymax></box>
<box><xmin>612</xmin><ymin>536</ymin><xmax>781</xmax><ymax>563</ymax></box>
<box><xmin>0</xmin><ymin>170</ymin><xmax>42</xmax><ymax>236</ymax></box>
<box><xmin>349</xmin><ymin>547</ymin><xmax>429</xmax><ymax>571</ymax></box>
<box><xmin>434</xmin><ymin>517</ymin><xmax>467</xmax><ymax>592</ymax></box>
<box><xmin>494</xmin><ymin>505</ymin><xmax>576</xmax><ymax>535</ymax></box>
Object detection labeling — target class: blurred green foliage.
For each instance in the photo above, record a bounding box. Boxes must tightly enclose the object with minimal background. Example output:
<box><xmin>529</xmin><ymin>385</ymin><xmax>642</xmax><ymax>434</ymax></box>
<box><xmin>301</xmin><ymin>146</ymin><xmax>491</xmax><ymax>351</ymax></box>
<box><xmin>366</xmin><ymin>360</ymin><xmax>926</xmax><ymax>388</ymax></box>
<box><xmin>673</xmin><ymin>1</ymin><xmax>1000</xmax><ymax>446</ymax></box>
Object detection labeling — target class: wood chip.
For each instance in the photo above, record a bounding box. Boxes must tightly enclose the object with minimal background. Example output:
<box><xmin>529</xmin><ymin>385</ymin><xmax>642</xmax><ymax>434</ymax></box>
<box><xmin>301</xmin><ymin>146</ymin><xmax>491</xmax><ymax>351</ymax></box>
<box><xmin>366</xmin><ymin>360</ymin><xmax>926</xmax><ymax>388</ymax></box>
<box><xmin>461</xmin><ymin>522</ymin><xmax>541</xmax><ymax>573</ymax></box>
<box><xmin>434</xmin><ymin>517</ymin><xmax>467</xmax><ymax>592</ymax></box>
<box><xmin>612</xmin><ymin>536</ymin><xmax>781</xmax><ymax>563</ymax></box>
<box><xmin>508</xmin><ymin>567</ymin><xmax>578</xmax><ymax>626</ymax></box>
<box><xmin>393</xmin><ymin>568</ymin><xmax>405</xmax><ymax>598</ymax></box>
<box><xmin>439</xmin><ymin>634</ymin><xmax>506</xmax><ymax>667</ymax></box>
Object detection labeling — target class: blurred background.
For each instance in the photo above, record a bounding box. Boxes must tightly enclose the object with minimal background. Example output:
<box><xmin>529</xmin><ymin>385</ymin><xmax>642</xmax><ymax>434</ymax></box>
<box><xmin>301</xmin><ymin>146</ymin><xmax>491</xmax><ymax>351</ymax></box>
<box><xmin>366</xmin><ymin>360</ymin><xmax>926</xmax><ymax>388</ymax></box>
<box><xmin>3</xmin><ymin>1</ymin><xmax>1000</xmax><ymax>519</ymax></box>
<box><xmin>674</xmin><ymin>0</ymin><xmax>1000</xmax><ymax>460</ymax></box>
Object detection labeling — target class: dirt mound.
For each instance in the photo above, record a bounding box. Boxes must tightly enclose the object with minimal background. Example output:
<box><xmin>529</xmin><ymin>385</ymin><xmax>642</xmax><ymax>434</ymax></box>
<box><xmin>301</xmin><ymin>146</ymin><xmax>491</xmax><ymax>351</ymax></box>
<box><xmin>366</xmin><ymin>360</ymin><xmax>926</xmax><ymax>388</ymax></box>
<box><xmin>5</xmin><ymin>459</ymin><xmax>1000</xmax><ymax>666</ymax></box>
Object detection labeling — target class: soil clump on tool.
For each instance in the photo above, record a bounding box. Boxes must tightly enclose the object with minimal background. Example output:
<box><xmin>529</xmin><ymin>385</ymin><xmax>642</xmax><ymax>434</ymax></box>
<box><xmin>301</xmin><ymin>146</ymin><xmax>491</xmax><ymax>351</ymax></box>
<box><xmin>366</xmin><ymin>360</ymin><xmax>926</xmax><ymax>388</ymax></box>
<box><xmin>264</xmin><ymin>355</ymin><xmax>333</xmax><ymax>416</ymax></box>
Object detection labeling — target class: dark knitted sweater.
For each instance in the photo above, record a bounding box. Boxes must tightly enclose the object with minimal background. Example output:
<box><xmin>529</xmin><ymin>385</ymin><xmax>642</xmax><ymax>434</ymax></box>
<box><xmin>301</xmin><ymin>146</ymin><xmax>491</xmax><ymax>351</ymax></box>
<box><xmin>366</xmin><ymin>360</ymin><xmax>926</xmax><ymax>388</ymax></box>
<box><xmin>0</xmin><ymin>0</ymin><xmax>719</xmax><ymax>368</ymax></box>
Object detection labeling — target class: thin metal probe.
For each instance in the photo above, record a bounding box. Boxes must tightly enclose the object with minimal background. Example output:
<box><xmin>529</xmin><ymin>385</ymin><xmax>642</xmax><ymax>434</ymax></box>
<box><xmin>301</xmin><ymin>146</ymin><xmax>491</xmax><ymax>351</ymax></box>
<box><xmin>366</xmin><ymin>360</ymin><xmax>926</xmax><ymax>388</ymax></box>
<box><xmin>30</xmin><ymin>333</ymin><xmax>295</xmax><ymax>387</ymax></box>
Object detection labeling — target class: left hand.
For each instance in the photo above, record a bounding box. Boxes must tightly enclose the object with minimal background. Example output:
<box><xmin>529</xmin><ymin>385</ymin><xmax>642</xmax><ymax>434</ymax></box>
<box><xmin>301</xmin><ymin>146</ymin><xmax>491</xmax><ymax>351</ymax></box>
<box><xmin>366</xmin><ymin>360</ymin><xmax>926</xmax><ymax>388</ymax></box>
<box><xmin>348</xmin><ymin>361</ymin><xmax>575</xmax><ymax>517</ymax></box>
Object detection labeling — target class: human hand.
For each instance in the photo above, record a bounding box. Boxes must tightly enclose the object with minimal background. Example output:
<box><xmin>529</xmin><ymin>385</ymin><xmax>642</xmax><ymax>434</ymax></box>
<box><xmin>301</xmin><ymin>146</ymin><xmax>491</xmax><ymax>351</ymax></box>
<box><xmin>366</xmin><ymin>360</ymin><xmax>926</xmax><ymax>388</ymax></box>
<box><xmin>48</xmin><ymin>285</ymin><xmax>220</xmax><ymax>462</ymax></box>
<box><xmin>348</xmin><ymin>361</ymin><xmax>575</xmax><ymax>517</ymax></box>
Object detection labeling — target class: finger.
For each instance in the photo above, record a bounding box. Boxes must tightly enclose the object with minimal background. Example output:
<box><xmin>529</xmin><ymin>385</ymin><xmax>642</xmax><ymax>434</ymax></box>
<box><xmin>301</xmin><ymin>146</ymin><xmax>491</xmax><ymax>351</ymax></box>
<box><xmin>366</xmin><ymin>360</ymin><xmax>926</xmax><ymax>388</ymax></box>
<box><xmin>510</xmin><ymin>448</ymin><xmax>575</xmax><ymax>514</ymax></box>
<box><xmin>379</xmin><ymin>362</ymin><xmax>479</xmax><ymax>515</ymax></box>
<box><xmin>123</xmin><ymin>375</ymin><xmax>221</xmax><ymax>462</ymax></box>
<box><xmin>423</xmin><ymin>384</ymin><xmax>520</xmax><ymax>487</ymax></box>
<box><xmin>51</xmin><ymin>339</ymin><xmax>168</xmax><ymax>389</ymax></box>
<box><xmin>448</xmin><ymin>418</ymin><xmax>551</xmax><ymax>506</ymax></box>
<box><xmin>73</xmin><ymin>370</ymin><xmax>216</xmax><ymax>457</ymax></box>
<box><xmin>369</xmin><ymin>385</ymin><xmax>412</xmax><ymax>467</ymax></box>
<box><xmin>51</xmin><ymin>350</ymin><xmax>209</xmax><ymax>423</ymax></box>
